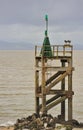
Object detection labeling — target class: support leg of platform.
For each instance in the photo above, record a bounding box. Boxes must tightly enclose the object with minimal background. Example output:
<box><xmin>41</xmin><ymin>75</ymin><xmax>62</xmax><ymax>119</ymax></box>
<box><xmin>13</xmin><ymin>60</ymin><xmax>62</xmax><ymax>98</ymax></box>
<box><xmin>68</xmin><ymin>73</ymin><xmax>72</xmax><ymax>120</ymax></box>
<box><xmin>68</xmin><ymin>59</ymin><xmax>72</xmax><ymax>121</ymax></box>
<box><xmin>42</xmin><ymin>58</ymin><xmax>46</xmax><ymax>114</ymax></box>
<box><xmin>61</xmin><ymin>61</ymin><xmax>65</xmax><ymax>121</ymax></box>
<box><xmin>35</xmin><ymin>64</ymin><xmax>40</xmax><ymax>114</ymax></box>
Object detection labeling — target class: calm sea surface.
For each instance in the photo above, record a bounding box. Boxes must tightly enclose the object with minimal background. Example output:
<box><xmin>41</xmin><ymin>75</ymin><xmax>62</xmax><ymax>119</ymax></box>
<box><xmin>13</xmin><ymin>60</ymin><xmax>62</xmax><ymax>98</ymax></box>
<box><xmin>0</xmin><ymin>50</ymin><xmax>83</xmax><ymax>125</ymax></box>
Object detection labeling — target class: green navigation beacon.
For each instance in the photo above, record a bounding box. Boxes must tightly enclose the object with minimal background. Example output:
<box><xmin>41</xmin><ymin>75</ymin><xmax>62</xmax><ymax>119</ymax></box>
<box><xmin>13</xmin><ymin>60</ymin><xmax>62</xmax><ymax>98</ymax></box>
<box><xmin>41</xmin><ymin>15</ymin><xmax>53</xmax><ymax>57</ymax></box>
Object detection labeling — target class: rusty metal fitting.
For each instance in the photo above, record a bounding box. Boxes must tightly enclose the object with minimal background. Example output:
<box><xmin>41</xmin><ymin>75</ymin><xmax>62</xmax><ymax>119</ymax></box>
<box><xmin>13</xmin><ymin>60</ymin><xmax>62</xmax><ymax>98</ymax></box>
<box><xmin>66</xmin><ymin>91</ymin><xmax>74</xmax><ymax>98</ymax></box>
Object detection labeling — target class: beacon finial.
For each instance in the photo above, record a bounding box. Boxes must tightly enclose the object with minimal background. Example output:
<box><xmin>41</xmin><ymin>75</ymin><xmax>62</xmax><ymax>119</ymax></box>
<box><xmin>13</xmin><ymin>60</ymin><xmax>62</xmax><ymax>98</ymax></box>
<box><xmin>45</xmin><ymin>14</ymin><xmax>48</xmax><ymax>37</ymax></box>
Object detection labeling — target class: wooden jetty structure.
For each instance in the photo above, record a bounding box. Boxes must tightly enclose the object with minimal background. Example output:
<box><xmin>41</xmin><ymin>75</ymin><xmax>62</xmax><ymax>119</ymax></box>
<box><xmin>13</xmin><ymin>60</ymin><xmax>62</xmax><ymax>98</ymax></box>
<box><xmin>35</xmin><ymin>15</ymin><xmax>74</xmax><ymax>122</ymax></box>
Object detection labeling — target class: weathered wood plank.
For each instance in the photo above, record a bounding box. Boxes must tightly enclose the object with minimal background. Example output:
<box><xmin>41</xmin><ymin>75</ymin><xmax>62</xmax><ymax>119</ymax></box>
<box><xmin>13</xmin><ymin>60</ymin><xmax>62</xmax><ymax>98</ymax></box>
<box><xmin>46</xmin><ymin>71</ymin><xmax>69</xmax><ymax>93</ymax></box>
<box><xmin>46</xmin><ymin>96</ymin><xmax>67</xmax><ymax>111</ymax></box>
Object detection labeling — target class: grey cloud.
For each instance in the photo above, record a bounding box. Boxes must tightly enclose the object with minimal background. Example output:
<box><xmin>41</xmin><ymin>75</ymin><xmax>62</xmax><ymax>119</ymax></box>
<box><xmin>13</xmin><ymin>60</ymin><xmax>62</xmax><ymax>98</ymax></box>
<box><xmin>0</xmin><ymin>0</ymin><xmax>83</xmax><ymax>48</ymax></box>
<box><xmin>0</xmin><ymin>0</ymin><xmax>83</xmax><ymax>26</ymax></box>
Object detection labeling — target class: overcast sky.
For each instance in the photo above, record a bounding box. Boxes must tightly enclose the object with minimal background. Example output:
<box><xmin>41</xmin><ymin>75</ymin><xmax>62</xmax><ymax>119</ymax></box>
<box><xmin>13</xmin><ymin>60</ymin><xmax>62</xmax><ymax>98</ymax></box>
<box><xmin>0</xmin><ymin>0</ymin><xmax>83</xmax><ymax>48</ymax></box>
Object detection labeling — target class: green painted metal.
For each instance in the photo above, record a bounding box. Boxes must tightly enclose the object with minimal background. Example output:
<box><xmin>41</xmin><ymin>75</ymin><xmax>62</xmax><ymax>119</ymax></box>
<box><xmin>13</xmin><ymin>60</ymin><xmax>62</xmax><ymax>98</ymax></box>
<box><xmin>41</xmin><ymin>36</ymin><xmax>53</xmax><ymax>57</ymax></box>
<box><xmin>45</xmin><ymin>14</ymin><xmax>48</xmax><ymax>36</ymax></box>
<box><xmin>40</xmin><ymin>15</ymin><xmax>53</xmax><ymax>57</ymax></box>
<box><xmin>45</xmin><ymin>14</ymin><xmax>48</xmax><ymax>21</ymax></box>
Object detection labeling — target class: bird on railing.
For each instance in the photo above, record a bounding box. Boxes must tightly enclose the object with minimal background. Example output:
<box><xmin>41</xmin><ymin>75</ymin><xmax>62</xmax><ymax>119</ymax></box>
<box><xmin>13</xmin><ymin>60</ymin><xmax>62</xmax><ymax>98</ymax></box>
<box><xmin>64</xmin><ymin>40</ymin><xmax>71</xmax><ymax>45</ymax></box>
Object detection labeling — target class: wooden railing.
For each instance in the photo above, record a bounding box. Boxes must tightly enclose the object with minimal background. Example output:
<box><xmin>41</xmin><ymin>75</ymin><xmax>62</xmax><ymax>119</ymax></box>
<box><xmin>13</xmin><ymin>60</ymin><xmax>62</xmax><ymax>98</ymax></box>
<box><xmin>35</xmin><ymin>44</ymin><xmax>73</xmax><ymax>58</ymax></box>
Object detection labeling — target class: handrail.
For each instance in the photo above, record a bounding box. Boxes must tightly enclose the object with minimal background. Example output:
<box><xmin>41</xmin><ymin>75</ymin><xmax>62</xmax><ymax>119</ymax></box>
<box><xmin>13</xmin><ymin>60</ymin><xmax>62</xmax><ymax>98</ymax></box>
<box><xmin>35</xmin><ymin>44</ymin><xmax>73</xmax><ymax>58</ymax></box>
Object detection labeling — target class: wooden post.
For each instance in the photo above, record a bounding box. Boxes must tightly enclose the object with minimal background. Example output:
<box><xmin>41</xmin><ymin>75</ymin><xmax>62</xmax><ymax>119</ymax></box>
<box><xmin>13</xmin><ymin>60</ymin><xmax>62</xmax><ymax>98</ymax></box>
<box><xmin>35</xmin><ymin>58</ymin><xmax>40</xmax><ymax>115</ymax></box>
<box><xmin>68</xmin><ymin>59</ymin><xmax>72</xmax><ymax>121</ymax></box>
<box><xmin>41</xmin><ymin>57</ymin><xmax>46</xmax><ymax>114</ymax></box>
<box><xmin>61</xmin><ymin>60</ymin><xmax>65</xmax><ymax>121</ymax></box>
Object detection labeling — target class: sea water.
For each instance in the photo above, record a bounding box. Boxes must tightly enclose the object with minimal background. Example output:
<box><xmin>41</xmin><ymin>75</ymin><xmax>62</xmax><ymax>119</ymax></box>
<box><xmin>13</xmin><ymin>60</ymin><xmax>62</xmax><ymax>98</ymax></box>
<box><xmin>0</xmin><ymin>50</ymin><xmax>83</xmax><ymax>125</ymax></box>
